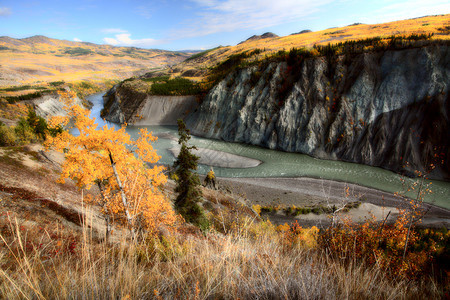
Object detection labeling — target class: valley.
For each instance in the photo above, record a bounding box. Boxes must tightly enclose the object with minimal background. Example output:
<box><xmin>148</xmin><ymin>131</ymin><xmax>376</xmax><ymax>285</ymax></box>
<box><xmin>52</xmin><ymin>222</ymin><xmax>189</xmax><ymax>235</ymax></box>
<box><xmin>0</xmin><ymin>12</ymin><xmax>449</xmax><ymax>298</ymax></box>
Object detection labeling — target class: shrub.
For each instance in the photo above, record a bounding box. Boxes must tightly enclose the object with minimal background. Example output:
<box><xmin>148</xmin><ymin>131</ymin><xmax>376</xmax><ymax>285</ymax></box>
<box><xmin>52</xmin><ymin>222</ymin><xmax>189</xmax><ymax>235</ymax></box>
<box><xmin>141</xmin><ymin>75</ymin><xmax>170</xmax><ymax>83</ymax></box>
<box><xmin>63</xmin><ymin>47</ymin><xmax>93</xmax><ymax>56</ymax></box>
<box><xmin>0</xmin><ymin>124</ymin><xmax>17</xmax><ymax>146</ymax></box>
<box><xmin>69</xmin><ymin>81</ymin><xmax>102</xmax><ymax>99</ymax></box>
<box><xmin>149</xmin><ymin>77</ymin><xmax>201</xmax><ymax>96</ymax></box>
<box><xmin>1</xmin><ymin>92</ymin><xmax>43</xmax><ymax>104</ymax></box>
<box><xmin>49</xmin><ymin>81</ymin><xmax>65</xmax><ymax>87</ymax></box>
<box><xmin>0</xmin><ymin>85</ymin><xmax>32</xmax><ymax>92</ymax></box>
<box><xmin>26</xmin><ymin>109</ymin><xmax>48</xmax><ymax>140</ymax></box>
<box><xmin>14</xmin><ymin>118</ymin><xmax>37</xmax><ymax>144</ymax></box>
<box><xmin>318</xmin><ymin>211</ymin><xmax>438</xmax><ymax>280</ymax></box>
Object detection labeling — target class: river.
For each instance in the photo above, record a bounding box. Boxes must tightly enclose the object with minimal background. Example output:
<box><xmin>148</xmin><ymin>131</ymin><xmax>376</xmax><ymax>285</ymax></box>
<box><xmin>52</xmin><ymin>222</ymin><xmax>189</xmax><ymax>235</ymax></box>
<box><xmin>84</xmin><ymin>92</ymin><xmax>450</xmax><ymax>209</ymax></box>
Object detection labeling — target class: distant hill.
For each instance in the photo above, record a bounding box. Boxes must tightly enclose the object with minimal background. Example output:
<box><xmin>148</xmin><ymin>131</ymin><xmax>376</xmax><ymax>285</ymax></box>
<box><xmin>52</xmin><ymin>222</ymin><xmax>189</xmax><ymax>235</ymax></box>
<box><xmin>290</xmin><ymin>30</ymin><xmax>312</xmax><ymax>35</ymax></box>
<box><xmin>0</xmin><ymin>35</ymin><xmax>194</xmax><ymax>85</ymax></box>
<box><xmin>238</xmin><ymin>32</ymin><xmax>279</xmax><ymax>44</ymax></box>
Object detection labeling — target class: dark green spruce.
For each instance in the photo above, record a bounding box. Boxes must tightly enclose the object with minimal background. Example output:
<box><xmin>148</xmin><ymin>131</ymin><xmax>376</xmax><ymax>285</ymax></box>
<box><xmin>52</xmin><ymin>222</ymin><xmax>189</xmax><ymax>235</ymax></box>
<box><xmin>173</xmin><ymin>119</ymin><xmax>209</xmax><ymax>231</ymax></box>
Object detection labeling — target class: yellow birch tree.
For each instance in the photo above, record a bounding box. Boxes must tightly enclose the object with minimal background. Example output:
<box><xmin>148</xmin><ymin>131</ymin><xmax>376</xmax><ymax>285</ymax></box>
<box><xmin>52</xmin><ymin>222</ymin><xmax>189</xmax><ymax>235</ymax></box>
<box><xmin>45</xmin><ymin>90</ymin><xmax>178</xmax><ymax>238</ymax></box>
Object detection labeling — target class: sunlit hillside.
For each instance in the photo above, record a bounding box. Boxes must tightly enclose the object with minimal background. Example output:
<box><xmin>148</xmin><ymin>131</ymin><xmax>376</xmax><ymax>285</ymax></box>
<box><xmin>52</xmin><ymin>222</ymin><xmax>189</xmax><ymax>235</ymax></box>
<box><xmin>175</xmin><ymin>14</ymin><xmax>450</xmax><ymax>79</ymax></box>
<box><xmin>0</xmin><ymin>35</ymin><xmax>193</xmax><ymax>86</ymax></box>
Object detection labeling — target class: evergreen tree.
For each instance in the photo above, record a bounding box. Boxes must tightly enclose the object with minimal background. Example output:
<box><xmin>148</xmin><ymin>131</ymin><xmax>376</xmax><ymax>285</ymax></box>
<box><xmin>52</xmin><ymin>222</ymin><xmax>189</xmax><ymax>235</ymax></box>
<box><xmin>173</xmin><ymin>119</ymin><xmax>209</xmax><ymax>230</ymax></box>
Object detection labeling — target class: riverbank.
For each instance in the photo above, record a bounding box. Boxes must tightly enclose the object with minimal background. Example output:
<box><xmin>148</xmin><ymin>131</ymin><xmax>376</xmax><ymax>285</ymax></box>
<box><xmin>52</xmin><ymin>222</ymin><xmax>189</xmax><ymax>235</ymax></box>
<box><xmin>214</xmin><ymin>176</ymin><xmax>450</xmax><ymax>228</ymax></box>
<box><xmin>82</xmin><ymin>92</ymin><xmax>450</xmax><ymax>220</ymax></box>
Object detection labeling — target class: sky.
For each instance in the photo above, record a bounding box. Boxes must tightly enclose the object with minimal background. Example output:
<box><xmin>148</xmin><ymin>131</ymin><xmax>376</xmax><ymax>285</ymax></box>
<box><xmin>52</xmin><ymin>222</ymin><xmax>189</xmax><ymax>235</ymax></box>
<box><xmin>0</xmin><ymin>0</ymin><xmax>449</xmax><ymax>51</ymax></box>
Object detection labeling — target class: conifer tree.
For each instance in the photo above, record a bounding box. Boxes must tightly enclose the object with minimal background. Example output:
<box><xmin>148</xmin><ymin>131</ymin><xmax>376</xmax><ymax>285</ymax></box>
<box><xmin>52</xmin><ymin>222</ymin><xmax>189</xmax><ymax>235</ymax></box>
<box><xmin>173</xmin><ymin>119</ymin><xmax>209</xmax><ymax>230</ymax></box>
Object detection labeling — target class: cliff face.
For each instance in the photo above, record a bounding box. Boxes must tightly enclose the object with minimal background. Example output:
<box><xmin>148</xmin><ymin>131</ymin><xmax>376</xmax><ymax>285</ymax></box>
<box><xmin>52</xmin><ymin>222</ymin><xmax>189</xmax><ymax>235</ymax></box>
<box><xmin>102</xmin><ymin>84</ymin><xmax>198</xmax><ymax>125</ymax></box>
<box><xmin>185</xmin><ymin>45</ymin><xmax>449</xmax><ymax>180</ymax></box>
<box><xmin>32</xmin><ymin>92</ymin><xmax>84</xmax><ymax>119</ymax></box>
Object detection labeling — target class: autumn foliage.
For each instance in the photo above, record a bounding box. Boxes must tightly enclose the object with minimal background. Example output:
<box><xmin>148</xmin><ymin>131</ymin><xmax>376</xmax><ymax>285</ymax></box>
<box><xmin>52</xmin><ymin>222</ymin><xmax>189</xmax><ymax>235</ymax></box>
<box><xmin>45</xmin><ymin>90</ymin><xmax>178</xmax><ymax>235</ymax></box>
<box><xmin>319</xmin><ymin>210</ymin><xmax>439</xmax><ymax>280</ymax></box>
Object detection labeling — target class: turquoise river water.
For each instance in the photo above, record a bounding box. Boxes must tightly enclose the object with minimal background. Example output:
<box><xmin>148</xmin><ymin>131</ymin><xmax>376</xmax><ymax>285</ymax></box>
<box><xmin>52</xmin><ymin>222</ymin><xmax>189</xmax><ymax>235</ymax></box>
<box><xmin>82</xmin><ymin>92</ymin><xmax>450</xmax><ymax>209</ymax></box>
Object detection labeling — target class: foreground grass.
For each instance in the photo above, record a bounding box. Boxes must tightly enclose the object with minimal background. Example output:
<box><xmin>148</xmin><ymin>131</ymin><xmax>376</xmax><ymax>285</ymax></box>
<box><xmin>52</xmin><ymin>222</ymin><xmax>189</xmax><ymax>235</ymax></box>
<box><xmin>0</xmin><ymin>213</ymin><xmax>443</xmax><ymax>300</ymax></box>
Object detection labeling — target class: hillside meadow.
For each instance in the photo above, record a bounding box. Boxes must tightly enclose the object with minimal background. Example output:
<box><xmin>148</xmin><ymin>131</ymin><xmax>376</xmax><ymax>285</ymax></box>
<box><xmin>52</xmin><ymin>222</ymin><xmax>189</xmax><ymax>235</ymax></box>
<box><xmin>174</xmin><ymin>14</ymin><xmax>450</xmax><ymax>80</ymax></box>
<box><xmin>0</xmin><ymin>35</ymin><xmax>192</xmax><ymax>86</ymax></box>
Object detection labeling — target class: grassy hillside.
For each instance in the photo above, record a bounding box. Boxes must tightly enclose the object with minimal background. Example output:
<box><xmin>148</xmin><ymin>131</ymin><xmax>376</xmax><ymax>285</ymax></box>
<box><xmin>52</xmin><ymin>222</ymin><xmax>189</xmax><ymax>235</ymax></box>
<box><xmin>0</xmin><ymin>35</ymin><xmax>193</xmax><ymax>86</ymax></box>
<box><xmin>174</xmin><ymin>14</ymin><xmax>450</xmax><ymax>80</ymax></box>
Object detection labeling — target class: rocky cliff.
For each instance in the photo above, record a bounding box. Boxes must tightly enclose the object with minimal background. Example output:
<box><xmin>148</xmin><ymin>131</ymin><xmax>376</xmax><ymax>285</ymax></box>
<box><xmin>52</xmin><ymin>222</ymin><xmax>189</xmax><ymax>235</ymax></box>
<box><xmin>31</xmin><ymin>92</ymin><xmax>84</xmax><ymax>119</ymax></box>
<box><xmin>102</xmin><ymin>84</ymin><xmax>198</xmax><ymax>125</ymax></box>
<box><xmin>185</xmin><ymin>44</ymin><xmax>449</xmax><ymax>180</ymax></box>
<box><xmin>102</xmin><ymin>44</ymin><xmax>449</xmax><ymax>180</ymax></box>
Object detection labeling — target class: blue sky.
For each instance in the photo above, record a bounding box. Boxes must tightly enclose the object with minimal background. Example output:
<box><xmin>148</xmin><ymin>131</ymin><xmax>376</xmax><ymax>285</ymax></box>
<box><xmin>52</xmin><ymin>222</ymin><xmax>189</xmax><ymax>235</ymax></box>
<box><xmin>0</xmin><ymin>0</ymin><xmax>449</xmax><ymax>51</ymax></box>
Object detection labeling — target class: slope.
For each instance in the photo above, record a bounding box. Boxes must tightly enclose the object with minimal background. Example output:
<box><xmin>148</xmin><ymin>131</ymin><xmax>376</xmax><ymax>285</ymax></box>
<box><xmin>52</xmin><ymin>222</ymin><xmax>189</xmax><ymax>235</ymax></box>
<box><xmin>0</xmin><ymin>35</ymin><xmax>194</xmax><ymax>85</ymax></box>
<box><xmin>173</xmin><ymin>14</ymin><xmax>450</xmax><ymax>80</ymax></box>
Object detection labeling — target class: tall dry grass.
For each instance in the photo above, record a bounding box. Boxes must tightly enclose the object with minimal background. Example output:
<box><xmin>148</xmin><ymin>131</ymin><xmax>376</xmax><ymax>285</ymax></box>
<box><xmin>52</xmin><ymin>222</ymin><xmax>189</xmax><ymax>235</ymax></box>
<box><xmin>0</xmin><ymin>212</ymin><xmax>442</xmax><ymax>299</ymax></box>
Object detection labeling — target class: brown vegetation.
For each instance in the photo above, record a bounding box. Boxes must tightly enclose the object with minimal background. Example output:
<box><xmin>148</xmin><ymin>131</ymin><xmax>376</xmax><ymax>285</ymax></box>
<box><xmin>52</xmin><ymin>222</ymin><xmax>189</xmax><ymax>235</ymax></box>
<box><xmin>0</xmin><ymin>138</ymin><xmax>448</xmax><ymax>298</ymax></box>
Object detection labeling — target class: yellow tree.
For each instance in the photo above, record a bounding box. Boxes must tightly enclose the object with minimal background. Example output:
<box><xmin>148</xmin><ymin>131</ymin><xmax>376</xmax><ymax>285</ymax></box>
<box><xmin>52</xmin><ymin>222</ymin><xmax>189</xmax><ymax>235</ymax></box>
<box><xmin>46</xmin><ymin>91</ymin><xmax>178</xmax><ymax>238</ymax></box>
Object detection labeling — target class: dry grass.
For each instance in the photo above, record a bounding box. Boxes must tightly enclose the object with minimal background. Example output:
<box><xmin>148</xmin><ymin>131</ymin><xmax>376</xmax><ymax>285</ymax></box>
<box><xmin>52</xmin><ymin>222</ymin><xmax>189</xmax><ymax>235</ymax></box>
<box><xmin>0</xmin><ymin>210</ymin><xmax>442</xmax><ymax>299</ymax></box>
<box><xmin>0</xmin><ymin>144</ymin><xmax>445</xmax><ymax>298</ymax></box>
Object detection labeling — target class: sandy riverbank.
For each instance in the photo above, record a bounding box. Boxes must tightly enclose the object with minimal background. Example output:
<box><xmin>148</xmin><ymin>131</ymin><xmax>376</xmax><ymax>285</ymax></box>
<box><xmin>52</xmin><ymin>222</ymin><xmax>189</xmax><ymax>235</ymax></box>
<box><xmin>214</xmin><ymin>176</ymin><xmax>450</xmax><ymax>227</ymax></box>
<box><xmin>169</xmin><ymin>147</ymin><xmax>262</xmax><ymax>168</ymax></box>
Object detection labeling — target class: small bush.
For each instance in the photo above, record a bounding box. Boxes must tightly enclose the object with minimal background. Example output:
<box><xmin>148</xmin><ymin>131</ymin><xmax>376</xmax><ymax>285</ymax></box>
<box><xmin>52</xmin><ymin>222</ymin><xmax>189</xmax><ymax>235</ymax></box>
<box><xmin>0</xmin><ymin>85</ymin><xmax>32</xmax><ymax>92</ymax></box>
<box><xmin>318</xmin><ymin>211</ymin><xmax>445</xmax><ymax>280</ymax></box>
<box><xmin>26</xmin><ymin>109</ymin><xmax>47</xmax><ymax>139</ymax></box>
<box><xmin>150</xmin><ymin>77</ymin><xmax>201</xmax><ymax>96</ymax></box>
<box><xmin>49</xmin><ymin>81</ymin><xmax>65</xmax><ymax>87</ymax></box>
<box><xmin>0</xmin><ymin>125</ymin><xmax>17</xmax><ymax>146</ymax></box>
<box><xmin>64</xmin><ymin>47</ymin><xmax>93</xmax><ymax>56</ymax></box>
<box><xmin>311</xmin><ymin>207</ymin><xmax>323</xmax><ymax>215</ymax></box>
<box><xmin>260</xmin><ymin>206</ymin><xmax>274</xmax><ymax>213</ymax></box>
<box><xmin>0</xmin><ymin>109</ymin><xmax>56</xmax><ymax>146</ymax></box>
<box><xmin>141</xmin><ymin>75</ymin><xmax>170</xmax><ymax>83</ymax></box>
<box><xmin>14</xmin><ymin>118</ymin><xmax>37</xmax><ymax>144</ymax></box>
<box><xmin>1</xmin><ymin>92</ymin><xmax>43</xmax><ymax>104</ymax></box>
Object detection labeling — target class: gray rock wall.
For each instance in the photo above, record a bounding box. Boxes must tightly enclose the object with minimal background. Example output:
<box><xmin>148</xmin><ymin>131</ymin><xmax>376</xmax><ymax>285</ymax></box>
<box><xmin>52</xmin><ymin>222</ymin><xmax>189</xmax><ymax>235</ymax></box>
<box><xmin>133</xmin><ymin>95</ymin><xmax>198</xmax><ymax>125</ymax></box>
<box><xmin>103</xmin><ymin>85</ymin><xmax>198</xmax><ymax>125</ymax></box>
<box><xmin>185</xmin><ymin>45</ymin><xmax>449</xmax><ymax>180</ymax></box>
<box><xmin>32</xmin><ymin>92</ymin><xmax>84</xmax><ymax>120</ymax></box>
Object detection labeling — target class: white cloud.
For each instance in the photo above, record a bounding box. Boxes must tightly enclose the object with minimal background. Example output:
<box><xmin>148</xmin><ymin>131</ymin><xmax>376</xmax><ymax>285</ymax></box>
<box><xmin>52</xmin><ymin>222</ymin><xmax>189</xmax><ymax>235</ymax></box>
<box><xmin>179</xmin><ymin>0</ymin><xmax>333</xmax><ymax>37</ymax></box>
<box><xmin>73</xmin><ymin>38</ymin><xmax>82</xmax><ymax>42</ymax></box>
<box><xmin>103</xmin><ymin>33</ymin><xmax>159</xmax><ymax>48</ymax></box>
<box><xmin>101</xmin><ymin>28</ymin><xmax>128</xmax><ymax>34</ymax></box>
<box><xmin>0</xmin><ymin>7</ymin><xmax>11</xmax><ymax>16</ymax></box>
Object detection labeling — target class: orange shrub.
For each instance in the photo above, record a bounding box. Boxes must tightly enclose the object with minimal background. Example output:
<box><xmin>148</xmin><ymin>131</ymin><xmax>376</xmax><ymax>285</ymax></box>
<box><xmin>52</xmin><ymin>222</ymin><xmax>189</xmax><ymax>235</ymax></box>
<box><xmin>318</xmin><ymin>211</ymin><xmax>435</xmax><ymax>279</ymax></box>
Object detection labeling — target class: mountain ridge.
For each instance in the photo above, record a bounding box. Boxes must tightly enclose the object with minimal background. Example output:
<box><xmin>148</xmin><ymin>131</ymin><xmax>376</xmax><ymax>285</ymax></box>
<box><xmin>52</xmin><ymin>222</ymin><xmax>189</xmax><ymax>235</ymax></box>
<box><xmin>168</xmin><ymin>14</ymin><xmax>450</xmax><ymax>80</ymax></box>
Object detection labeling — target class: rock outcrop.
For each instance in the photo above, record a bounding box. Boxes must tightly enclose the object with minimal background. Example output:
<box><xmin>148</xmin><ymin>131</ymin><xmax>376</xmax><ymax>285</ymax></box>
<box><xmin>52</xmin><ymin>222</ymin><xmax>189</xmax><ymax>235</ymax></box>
<box><xmin>238</xmin><ymin>32</ymin><xmax>279</xmax><ymax>44</ymax></box>
<box><xmin>31</xmin><ymin>92</ymin><xmax>84</xmax><ymax>119</ymax></box>
<box><xmin>102</xmin><ymin>84</ymin><xmax>198</xmax><ymax>125</ymax></box>
<box><xmin>185</xmin><ymin>44</ymin><xmax>449</xmax><ymax>180</ymax></box>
